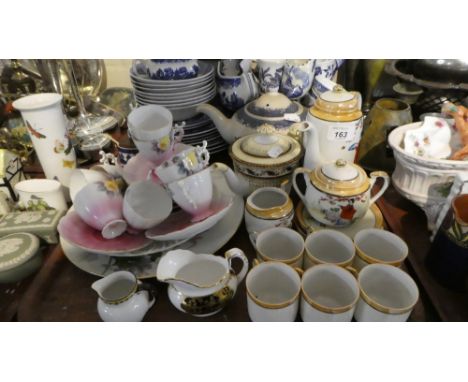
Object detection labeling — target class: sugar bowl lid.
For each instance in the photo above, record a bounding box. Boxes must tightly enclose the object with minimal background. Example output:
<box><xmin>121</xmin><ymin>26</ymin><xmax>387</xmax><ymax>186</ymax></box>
<box><xmin>0</xmin><ymin>232</ymin><xmax>40</xmax><ymax>272</ymax></box>
<box><xmin>310</xmin><ymin>159</ymin><xmax>370</xmax><ymax>196</ymax></box>
<box><xmin>230</xmin><ymin>133</ymin><xmax>302</xmax><ymax>166</ymax></box>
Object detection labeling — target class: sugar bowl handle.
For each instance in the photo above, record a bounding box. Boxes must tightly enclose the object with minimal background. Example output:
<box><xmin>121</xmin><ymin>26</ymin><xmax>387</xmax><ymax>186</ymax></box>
<box><xmin>225</xmin><ymin>248</ymin><xmax>249</xmax><ymax>284</ymax></box>
<box><xmin>292</xmin><ymin>167</ymin><xmax>313</xmax><ymax>204</ymax></box>
<box><xmin>369</xmin><ymin>171</ymin><xmax>390</xmax><ymax>205</ymax></box>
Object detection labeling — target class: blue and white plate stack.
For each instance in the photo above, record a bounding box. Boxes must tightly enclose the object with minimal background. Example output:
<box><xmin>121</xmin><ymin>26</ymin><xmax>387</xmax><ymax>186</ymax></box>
<box><xmin>130</xmin><ymin>60</ymin><xmax>216</xmax><ymax>122</ymax></box>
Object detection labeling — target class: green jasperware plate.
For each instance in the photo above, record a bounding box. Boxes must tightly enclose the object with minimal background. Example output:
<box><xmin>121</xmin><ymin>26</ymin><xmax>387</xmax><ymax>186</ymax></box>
<box><xmin>0</xmin><ymin>232</ymin><xmax>40</xmax><ymax>271</ymax></box>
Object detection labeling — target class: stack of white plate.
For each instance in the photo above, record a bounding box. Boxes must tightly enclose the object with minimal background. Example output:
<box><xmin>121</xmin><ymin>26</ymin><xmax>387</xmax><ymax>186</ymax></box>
<box><xmin>130</xmin><ymin>61</ymin><xmax>216</xmax><ymax>122</ymax></box>
<box><xmin>180</xmin><ymin>114</ymin><xmax>228</xmax><ymax>154</ymax></box>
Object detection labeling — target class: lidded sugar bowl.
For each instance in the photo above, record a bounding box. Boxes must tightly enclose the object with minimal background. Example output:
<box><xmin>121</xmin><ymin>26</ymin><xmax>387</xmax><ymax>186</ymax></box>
<box><xmin>292</xmin><ymin>159</ymin><xmax>389</xmax><ymax>227</ymax></box>
<box><xmin>229</xmin><ymin>133</ymin><xmax>303</xmax><ymax>193</ymax></box>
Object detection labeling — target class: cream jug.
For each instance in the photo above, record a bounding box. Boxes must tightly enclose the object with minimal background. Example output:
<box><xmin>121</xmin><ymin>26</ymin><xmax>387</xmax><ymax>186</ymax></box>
<box><xmin>302</xmin><ymin>85</ymin><xmax>363</xmax><ymax>169</ymax></box>
<box><xmin>92</xmin><ymin>271</ymin><xmax>155</xmax><ymax>322</ymax></box>
<box><xmin>157</xmin><ymin>248</ymin><xmax>248</xmax><ymax>317</ymax></box>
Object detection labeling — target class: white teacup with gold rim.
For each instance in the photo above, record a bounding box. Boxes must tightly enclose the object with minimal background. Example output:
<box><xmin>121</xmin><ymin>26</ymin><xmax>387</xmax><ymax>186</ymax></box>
<box><xmin>300</xmin><ymin>264</ymin><xmax>359</xmax><ymax>322</ymax></box>
<box><xmin>354</xmin><ymin>264</ymin><xmax>419</xmax><ymax>322</ymax></box>
<box><xmin>244</xmin><ymin>186</ymin><xmax>294</xmax><ymax>245</ymax></box>
<box><xmin>255</xmin><ymin>227</ymin><xmax>304</xmax><ymax>269</ymax></box>
<box><xmin>246</xmin><ymin>261</ymin><xmax>302</xmax><ymax>322</ymax></box>
<box><xmin>353</xmin><ymin>228</ymin><xmax>408</xmax><ymax>271</ymax></box>
<box><xmin>303</xmin><ymin>230</ymin><xmax>356</xmax><ymax>274</ymax></box>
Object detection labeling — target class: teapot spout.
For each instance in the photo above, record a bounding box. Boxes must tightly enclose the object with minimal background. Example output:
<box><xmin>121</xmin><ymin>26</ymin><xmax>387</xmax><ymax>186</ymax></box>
<box><xmin>212</xmin><ymin>162</ymin><xmax>250</xmax><ymax>197</ymax></box>
<box><xmin>196</xmin><ymin>103</ymin><xmax>236</xmax><ymax>144</ymax></box>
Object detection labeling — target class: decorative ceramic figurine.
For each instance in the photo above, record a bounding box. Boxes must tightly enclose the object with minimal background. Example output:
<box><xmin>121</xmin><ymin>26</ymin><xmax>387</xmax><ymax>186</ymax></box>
<box><xmin>92</xmin><ymin>271</ymin><xmax>155</xmax><ymax>322</ymax></box>
<box><xmin>229</xmin><ymin>133</ymin><xmax>303</xmax><ymax>193</ymax></box>
<box><xmin>157</xmin><ymin>248</ymin><xmax>248</xmax><ymax>317</ymax></box>
<box><xmin>292</xmin><ymin>159</ymin><xmax>389</xmax><ymax>227</ymax></box>
<box><xmin>302</xmin><ymin>85</ymin><xmax>363</xmax><ymax>169</ymax></box>
<box><xmin>280</xmin><ymin>59</ymin><xmax>315</xmax><ymax>100</ymax></box>
<box><xmin>216</xmin><ymin>62</ymin><xmax>260</xmax><ymax>111</ymax></box>
<box><xmin>196</xmin><ymin>92</ymin><xmax>308</xmax><ymax>144</ymax></box>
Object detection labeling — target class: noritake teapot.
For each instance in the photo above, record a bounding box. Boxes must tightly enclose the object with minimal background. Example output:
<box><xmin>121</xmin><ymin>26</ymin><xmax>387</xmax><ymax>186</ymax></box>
<box><xmin>196</xmin><ymin>92</ymin><xmax>308</xmax><ymax>144</ymax></box>
<box><xmin>293</xmin><ymin>159</ymin><xmax>389</xmax><ymax>227</ymax></box>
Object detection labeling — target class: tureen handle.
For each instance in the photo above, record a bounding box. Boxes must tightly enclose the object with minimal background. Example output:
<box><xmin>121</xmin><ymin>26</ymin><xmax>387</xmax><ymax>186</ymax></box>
<box><xmin>368</xmin><ymin>171</ymin><xmax>390</xmax><ymax>205</ymax></box>
<box><xmin>225</xmin><ymin>248</ymin><xmax>249</xmax><ymax>284</ymax></box>
<box><xmin>292</xmin><ymin>167</ymin><xmax>313</xmax><ymax>204</ymax></box>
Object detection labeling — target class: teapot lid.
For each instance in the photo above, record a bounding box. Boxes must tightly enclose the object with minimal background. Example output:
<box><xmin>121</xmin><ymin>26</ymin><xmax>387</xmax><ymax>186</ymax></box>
<box><xmin>230</xmin><ymin>133</ymin><xmax>302</xmax><ymax>167</ymax></box>
<box><xmin>246</xmin><ymin>92</ymin><xmax>300</xmax><ymax>118</ymax></box>
<box><xmin>310</xmin><ymin>85</ymin><xmax>362</xmax><ymax>122</ymax></box>
<box><xmin>310</xmin><ymin>159</ymin><xmax>370</xmax><ymax>196</ymax></box>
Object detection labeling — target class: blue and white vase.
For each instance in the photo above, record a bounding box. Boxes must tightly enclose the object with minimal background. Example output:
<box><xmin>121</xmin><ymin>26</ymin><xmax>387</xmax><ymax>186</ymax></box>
<box><xmin>257</xmin><ymin>59</ymin><xmax>285</xmax><ymax>93</ymax></box>
<box><xmin>280</xmin><ymin>59</ymin><xmax>315</xmax><ymax>100</ymax></box>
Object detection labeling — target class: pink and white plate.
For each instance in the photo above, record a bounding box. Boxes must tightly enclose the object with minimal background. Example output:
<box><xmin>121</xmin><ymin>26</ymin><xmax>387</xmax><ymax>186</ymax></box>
<box><xmin>58</xmin><ymin>211</ymin><xmax>152</xmax><ymax>255</ymax></box>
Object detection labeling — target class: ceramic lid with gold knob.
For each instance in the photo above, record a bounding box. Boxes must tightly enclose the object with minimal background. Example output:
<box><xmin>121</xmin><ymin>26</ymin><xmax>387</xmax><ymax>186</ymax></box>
<box><xmin>309</xmin><ymin>159</ymin><xmax>370</xmax><ymax>197</ymax></box>
<box><xmin>230</xmin><ymin>133</ymin><xmax>302</xmax><ymax>168</ymax></box>
<box><xmin>310</xmin><ymin>85</ymin><xmax>362</xmax><ymax>122</ymax></box>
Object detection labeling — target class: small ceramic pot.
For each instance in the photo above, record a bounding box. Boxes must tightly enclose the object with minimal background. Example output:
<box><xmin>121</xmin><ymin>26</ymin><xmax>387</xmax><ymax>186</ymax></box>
<box><xmin>123</xmin><ymin>180</ymin><xmax>172</xmax><ymax>230</ymax></box>
<box><xmin>303</xmin><ymin>230</ymin><xmax>356</xmax><ymax>273</ymax></box>
<box><xmin>127</xmin><ymin>105</ymin><xmax>173</xmax><ymax>141</ymax></box>
<box><xmin>15</xmin><ymin>179</ymin><xmax>67</xmax><ymax>211</ymax></box>
<box><xmin>92</xmin><ymin>271</ymin><xmax>155</xmax><ymax>322</ymax></box>
<box><xmin>255</xmin><ymin>227</ymin><xmax>304</xmax><ymax>269</ymax></box>
<box><xmin>74</xmin><ymin>180</ymin><xmax>127</xmax><ymax>239</ymax></box>
<box><xmin>0</xmin><ymin>233</ymin><xmax>42</xmax><ymax>283</ymax></box>
<box><xmin>155</xmin><ymin>141</ymin><xmax>210</xmax><ymax>184</ymax></box>
<box><xmin>69</xmin><ymin>169</ymin><xmax>110</xmax><ymax>203</ymax></box>
<box><xmin>353</xmin><ymin>228</ymin><xmax>408</xmax><ymax>271</ymax></box>
<box><xmin>300</xmin><ymin>264</ymin><xmax>359</xmax><ymax>322</ymax></box>
<box><xmin>144</xmin><ymin>59</ymin><xmax>199</xmax><ymax>80</ymax></box>
<box><xmin>257</xmin><ymin>59</ymin><xmax>285</xmax><ymax>92</ymax></box>
<box><xmin>166</xmin><ymin>167</ymin><xmax>213</xmax><ymax>222</ymax></box>
<box><xmin>293</xmin><ymin>160</ymin><xmax>390</xmax><ymax>227</ymax></box>
<box><xmin>354</xmin><ymin>264</ymin><xmax>419</xmax><ymax>322</ymax></box>
<box><xmin>246</xmin><ymin>261</ymin><xmax>301</xmax><ymax>322</ymax></box>
<box><xmin>280</xmin><ymin>59</ymin><xmax>315</xmax><ymax>99</ymax></box>
<box><xmin>244</xmin><ymin>186</ymin><xmax>294</xmax><ymax>244</ymax></box>
<box><xmin>117</xmin><ymin>143</ymin><xmax>139</xmax><ymax>166</ymax></box>
<box><xmin>131</xmin><ymin>125</ymin><xmax>184</xmax><ymax>164</ymax></box>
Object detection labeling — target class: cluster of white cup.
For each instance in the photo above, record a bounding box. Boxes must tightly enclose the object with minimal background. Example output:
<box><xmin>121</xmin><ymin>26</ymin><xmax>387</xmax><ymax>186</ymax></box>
<box><xmin>245</xmin><ymin>227</ymin><xmax>419</xmax><ymax>322</ymax></box>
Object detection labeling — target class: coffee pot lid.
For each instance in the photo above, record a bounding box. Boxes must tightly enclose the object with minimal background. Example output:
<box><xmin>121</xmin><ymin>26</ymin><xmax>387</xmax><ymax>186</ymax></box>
<box><xmin>310</xmin><ymin>159</ymin><xmax>370</xmax><ymax>196</ymax></box>
<box><xmin>310</xmin><ymin>85</ymin><xmax>362</xmax><ymax>121</ymax></box>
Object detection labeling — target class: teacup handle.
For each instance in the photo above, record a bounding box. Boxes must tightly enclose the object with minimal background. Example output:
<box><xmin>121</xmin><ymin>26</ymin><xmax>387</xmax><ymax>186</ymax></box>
<box><xmin>292</xmin><ymin>167</ymin><xmax>313</xmax><ymax>205</ymax></box>
<box><xmin>172</xmin><ymin>125</ymin><xmax>185</xmax><ymax>144</ymax></box>
<box><xmin>196</xmin><ymin>140</ymin><xmax>210</xmax><ymax>167</ymax></box>
<box><xmin>225</xmin><ymin>248</ymin><xmax>249</xmax><ymax>284</ymax></box>
<box><xmin>368</xmin><ymin>171</ymin><xmax>390</xmax><ymax>205</ymax></box>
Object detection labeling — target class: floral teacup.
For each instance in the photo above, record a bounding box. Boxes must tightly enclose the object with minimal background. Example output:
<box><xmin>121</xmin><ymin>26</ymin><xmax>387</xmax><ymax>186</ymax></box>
<box><xmin>74</xmin><ymin>179</ymin><xmax>127</xmax><ymax>239</ymax></box>
<box><xmin>155</xmin><ymin>140</ymin><xmax>210</xmax><ymax>184</ymax></box>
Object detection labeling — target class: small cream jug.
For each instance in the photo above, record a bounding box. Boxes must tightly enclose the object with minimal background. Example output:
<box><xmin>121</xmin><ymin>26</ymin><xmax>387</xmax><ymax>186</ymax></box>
<box><xmin>293</xmin><ymin>159</ymin><xmax>389</xmax><ymax>227</ymax></box>
<box><xmin>157</xmin><ymin>248</ymin><xmax>248</xmax><ymax>317</ymax></box>
<box><xmin>92</xmin><ymin>271</ymin><xmax>155</xmax><ymax>322</ymax></box>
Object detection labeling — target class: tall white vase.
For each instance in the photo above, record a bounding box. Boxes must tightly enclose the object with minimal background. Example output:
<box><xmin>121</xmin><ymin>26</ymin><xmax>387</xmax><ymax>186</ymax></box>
<box><xmin>13</xmin><ymin>93</ymin><xmax>76</xmax><ymax>187</ymax></box>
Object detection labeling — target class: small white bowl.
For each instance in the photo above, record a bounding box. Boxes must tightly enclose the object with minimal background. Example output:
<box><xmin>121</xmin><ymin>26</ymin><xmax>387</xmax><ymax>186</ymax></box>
<box><xmin>127</xmin><ymin>105</ymin><xmax>173</xmax><ymax>141</ymax></box>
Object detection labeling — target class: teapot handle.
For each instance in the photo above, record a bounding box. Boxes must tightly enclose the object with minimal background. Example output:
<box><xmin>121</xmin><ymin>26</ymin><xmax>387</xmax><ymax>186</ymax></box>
<box><xmin>368</xmin><ymin>171</ymin><xmax>390</xmax><ymax>205</ymax></box>
<box><xmin>225</xmin><ymin>248</ymin><xmax>249</xmax><ymax>284</ymax></box>
<box><xmin>292</xmin><ymin>167</ymin><xmax>312</xmax><ymax>205</ymax></box>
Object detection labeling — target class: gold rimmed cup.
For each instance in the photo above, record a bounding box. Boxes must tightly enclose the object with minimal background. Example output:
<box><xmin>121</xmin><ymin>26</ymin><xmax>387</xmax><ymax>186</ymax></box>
<box><xmin>246</xmin><ymin>261</ymin><xmax>302</xmax><ymax>322</ymax></box>
<box><xmin>255</xmin><ymin>227</ymin><xmax>304</xmax><ymax>268</ymax></box>
<box><xmin>300</xmin><ymin>264</ymin><xmax>359</xmax><ymax>322</ymax></box>
<box><xmin>353</xmin><ymin>228</ymin><xmax>408</xmax><ymax>271</ymax></box>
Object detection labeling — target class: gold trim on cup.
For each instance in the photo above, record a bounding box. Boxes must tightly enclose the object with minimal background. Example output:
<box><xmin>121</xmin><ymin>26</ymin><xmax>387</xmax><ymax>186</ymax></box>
<box><xmin>354</xmin><ymin>234</ymin><xmax>408</xmax><ymax>267</ymax></box>
<box><xmin>359</xmin><ymin>289</ymin><xmax>416</xmax><ymax>315</ymax></box>
<box><xmin>256</xmin><ymin>249</ymin><xmax>303</xmax><ymax>267</ymax></box>
<box><xmin>246</xmin><ymin>199</ymin><xmax>293</xmax><ymax>220</ymax></box>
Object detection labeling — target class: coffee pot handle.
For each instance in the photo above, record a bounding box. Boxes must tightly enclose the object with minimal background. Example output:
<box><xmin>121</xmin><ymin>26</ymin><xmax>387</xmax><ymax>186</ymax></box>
<box><xmin>225</xmin><ymin>248</ymin><xmax>249</xmax><ymax>284</ymax></box>
<box><xmin>292</xmin><ymin>167</ymin><xmax>312</xmax><ymax>204</ymax></box>
<box><xmin>369</xmin><ymin>171</ymin><xmax>390</xmax><ymax>205</ymax></box>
